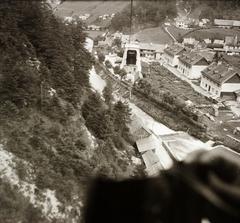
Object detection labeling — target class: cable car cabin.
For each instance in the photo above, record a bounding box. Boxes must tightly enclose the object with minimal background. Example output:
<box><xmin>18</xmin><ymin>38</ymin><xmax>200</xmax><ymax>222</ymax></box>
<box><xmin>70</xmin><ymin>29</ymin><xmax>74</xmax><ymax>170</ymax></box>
<box><xmin>126</xmin><ymin>50</ymin><xmax>137</xmax><ymax>65</ymax></box>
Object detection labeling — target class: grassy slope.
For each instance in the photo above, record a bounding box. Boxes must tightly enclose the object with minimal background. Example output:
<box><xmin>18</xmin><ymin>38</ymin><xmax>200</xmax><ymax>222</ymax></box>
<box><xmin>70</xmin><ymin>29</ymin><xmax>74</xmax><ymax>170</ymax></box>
<box><xmin>55</xmin><ymin>1</ymin><xmax>129</xmax><ymax>23</ymax></box>
<box><xmin>184</xmin><ymin>28</ymin><xmax>240</xmax><ymax>40</ymax></box>
<box><xmin>133</xmin><ymin>27</ymin><xmax>173</xmax><ymax>44</ymax></box>
<box><xmin>166</xmin><ymin>26</ymin><xmax>192</xmax><ymax>39</ymax></box>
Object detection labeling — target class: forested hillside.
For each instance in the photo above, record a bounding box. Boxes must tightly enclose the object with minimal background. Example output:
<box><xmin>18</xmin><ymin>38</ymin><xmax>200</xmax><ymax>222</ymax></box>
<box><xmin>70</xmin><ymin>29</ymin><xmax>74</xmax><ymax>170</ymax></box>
<box><xmin>185</xmin><ymin>0</ymin><xmax>240</xmax><ymax>20</ymax></box>
<box><xmin>110</xmin><ymin>0</ymin><xmax>177</xmax><ymax>32</ymax></box>
<box><xmin>0</xmin><ymin>1</ymin><xmax>138</xmax><ymax>222</ymax></box>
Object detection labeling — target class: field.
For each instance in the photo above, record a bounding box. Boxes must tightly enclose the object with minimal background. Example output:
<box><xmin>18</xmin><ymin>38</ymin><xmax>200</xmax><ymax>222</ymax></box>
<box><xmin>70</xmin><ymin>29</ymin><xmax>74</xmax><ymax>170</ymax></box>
<box><xmin>133</xmin><ymin>27</ymin><xmax>173</xmax><ymax>44</ymax></box>
<box><xmin>55</xmin><ymin>1</ymin><xmax>129</xmax><ymax>23</ymax></box>
<box><xmin>86</xmin><ymin>30</ymin><xmax>105</xmax><ymax>39</ymax></box>
<box><xmin>149</xmin><ymin>65</ymin><xmax>212</xmax><ymax>105</ymax></box>
<box><xmin>184</xmin><ymin>27</ymin><xmax>240</xmax><ymax>40</ymax></box>
<box><xmin>166</xmin><ymin>25</ymin><xmax>192</xmax><ymax>40</ymax></box>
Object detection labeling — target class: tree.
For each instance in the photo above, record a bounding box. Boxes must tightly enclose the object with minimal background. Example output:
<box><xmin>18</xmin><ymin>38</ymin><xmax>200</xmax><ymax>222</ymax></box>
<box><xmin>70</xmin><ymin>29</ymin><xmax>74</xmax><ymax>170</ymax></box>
<box><xmin>98</xmin><ymin>52</ymin><xmax>105</xmax><ymax>63</ymax></box>
<box><xmin>117</xmin><ymin>49</ymin><xmax>124</xmax><ymax>58</ymax></box>
<box><xmin>113</xmin><ymin>66</ymin><xmax>121</xmax><ymax>75</ymax></box>
<box><xmin>137</xmin><ymin>79</ymin><xmax>152</xmax><ymax>95</ymax></box>
<box><xmin>103</xmin><ymin>81</ymin><xmax>114</xmax><ymax>106</ymax></box>
<box><xmin>110</xmin><ymin>0</ymin><xmax>177</xmax><ymax>31</ymax></box>
<box><xmin>113</xmin><ymin>101</ymin><xmax>131</xmax><ymax>135</ymax></box>
<box><xmin>112</xmin><ymin>38</ymin><xmax>122</xmax><ymax>48</ymax></box>
<box><xmin>82</xmin><ymin>93</ymin><xmax>103</xmax><ymax>120</ymax></box>
<box><xmin>118</xmin><ymin>69</ymin><xmax>127</xmax><ymax>80</ymax></box>
<box><xmin>105</xmin><ymin>60</ymin><xmax>112</xmax><ymax>69</ymax></box>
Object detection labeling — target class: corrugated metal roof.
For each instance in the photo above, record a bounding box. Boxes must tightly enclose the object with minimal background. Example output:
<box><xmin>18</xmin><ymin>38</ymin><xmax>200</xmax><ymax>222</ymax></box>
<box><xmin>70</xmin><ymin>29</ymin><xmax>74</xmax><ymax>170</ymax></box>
<box><xmin>142</xmin><ymin>150</ymin><xmax>159</xmax><ymax>169</ymax></box>
<box><xmin>136</xmin><ymin>134</ymin><xmax>160</xmax><ymax>153</ymax></box>
<box><xmin>160</xmin><ymin>132</ymin><xmax>211</xmax><ymax>161</ymax></box>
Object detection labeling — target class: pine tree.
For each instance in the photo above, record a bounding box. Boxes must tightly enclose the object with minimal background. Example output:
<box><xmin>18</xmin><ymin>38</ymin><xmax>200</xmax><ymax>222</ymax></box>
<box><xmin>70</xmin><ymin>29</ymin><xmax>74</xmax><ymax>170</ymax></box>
<box><xmin>103</xmin><ymin>81</ymin><xmax>114</xmax><ymax>106</ymax></box>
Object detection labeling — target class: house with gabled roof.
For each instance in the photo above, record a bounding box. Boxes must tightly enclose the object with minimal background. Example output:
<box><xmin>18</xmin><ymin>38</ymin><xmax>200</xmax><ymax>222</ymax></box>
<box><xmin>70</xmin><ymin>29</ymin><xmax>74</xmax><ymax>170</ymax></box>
<box><xmin>139</xmin><ymin>43</ymin><xmax>166</xmax><ymax>60</ymax></box>
<box><xmin>163</xmin><ymin>44</ymin><xmax>186</xmax><ymax>67</ymax></box>
<box><xmin>177</xmin><ymin>51</ymin><xmax>210</xmax><ymax>79</ymax></box>
<box><xmin>200</xmin><ymin>62</ymin><xmax>240</xmax><ymax>98</ymax></box>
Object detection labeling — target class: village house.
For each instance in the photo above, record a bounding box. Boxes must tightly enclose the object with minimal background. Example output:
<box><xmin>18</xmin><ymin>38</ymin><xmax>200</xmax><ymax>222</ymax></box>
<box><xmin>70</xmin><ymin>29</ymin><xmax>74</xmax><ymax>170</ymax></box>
<box><xmin>213</xmin><ymin>47</ymin><xmax>240</xmax><ymax>56</ymax></box>
<box><xmin>204</xmin><ymin>38</ymin><xmax>212</xmax><ymax>44</ymax></box>
<box><xmin>135</xmin><ymin>134</ymin><xmax>173</xmax><ymax>175</ymax></box>
<box><xmin>174</xmin><ymin>16</ymin><xmax>194</xmax><ymax>29</ymax></box>
<box><xmin>183</xmin><ymin>37</ymin><xmax>200</xmax><ymax>49</ymax></box>
<box><xmin>225</xmin><ymin>35</ymin><xmax>238</xmax><ymax>46</ymax></box>
<box><xmin>135</xmin><ymin>131</ymin><xmax>212</xmax><ymax>175</ymax></box>
<box><xmin>121</xmin><ymin>35</ymin><xmax>130</xmax><ymax>48</ymax></box>
<box><xmin>223</xmin><ymin>35</ymin><xmax>240</xmax><ymax>55</ymax></box>
<box><xmin>214</xmin><ymin>19</ymin><xmax>240</xmax><ymax>28</ymax></box>
<box><xmin>79</xmin><ymin>13</ymin><xmax>90</xmax><ymax>21</ymax></box>
<box><xmin>198</xmin><ymin>50</ymin><xmax>216</xmax><ymax>63</ymax></box>
<box><xmin>177</xmin><ymin>51</ymin><xmax>209</xmax><ymax>79</ymax></box>
<box><xmin>139</xmin><ymin>43</ymin><xmax>166</xmax><ymax>60</ymax></box>
<box><xmin>87</xmin><ymin>25</ymin><xmax>101</xmax><ymax>31</ymax></box>
<box><xmin>213</xmin><ymin>39</ymin><xmax>224</xmax><ymax>46</ymax></box>
<box><xmin>199</xmin><ymin>18</ymin><xmax>210</xmax><ymax>27</ymax></box>
<box><xmin>200</xmin><ymin>62</ymin><xmax>240</xmax><ymax>98</ymax></box>
<box><xmin>163</xmin><ymin>44</ymin><xmax>186</xmax><ymax>67</ymax></box>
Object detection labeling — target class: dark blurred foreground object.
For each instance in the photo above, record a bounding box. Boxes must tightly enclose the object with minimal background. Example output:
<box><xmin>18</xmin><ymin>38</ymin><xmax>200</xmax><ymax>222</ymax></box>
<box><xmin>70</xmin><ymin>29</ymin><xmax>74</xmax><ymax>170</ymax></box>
<box><xmin>85</xmin><ymin>149</ymin><xmax>240</xmax><ymax>223</ymax></box>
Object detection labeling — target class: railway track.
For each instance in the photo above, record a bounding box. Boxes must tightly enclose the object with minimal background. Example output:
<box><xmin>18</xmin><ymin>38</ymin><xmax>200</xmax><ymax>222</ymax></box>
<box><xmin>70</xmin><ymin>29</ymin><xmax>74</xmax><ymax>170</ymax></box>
<box><xmin>97</xmin><ymin>65</ymin><xmax>132</xmax><ymax>98</ymax></box>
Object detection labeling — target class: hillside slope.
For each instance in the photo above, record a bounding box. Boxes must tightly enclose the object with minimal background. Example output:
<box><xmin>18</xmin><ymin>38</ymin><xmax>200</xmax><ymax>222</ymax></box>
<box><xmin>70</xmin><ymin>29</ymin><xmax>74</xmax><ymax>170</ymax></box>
<box><xmin>0</xmin><ymin>1</ymin><xmax>140</xmax><ymax>222</ymax></box>
<box><xmin>55</xmin><ymin>1</ymin><xmax>129</xmax><ymax>23</ymax></box>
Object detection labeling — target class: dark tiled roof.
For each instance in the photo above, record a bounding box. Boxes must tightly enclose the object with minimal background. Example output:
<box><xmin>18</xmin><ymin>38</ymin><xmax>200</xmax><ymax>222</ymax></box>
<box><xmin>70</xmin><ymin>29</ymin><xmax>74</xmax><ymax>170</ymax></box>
<box><xmin>202</xmin><ymin>62</ymin><xmax>240</xmax><ymax>84</ymax></box>
<box><xmin>222</xmin><ymin>55</ymin><xmax>240</xmax><ymax>69</ymax></box>
<box><xmin>198</xmin><ymin>51</ymin><xmax>216</xmax><ymax>63</ymax></box>
<box><xmin>164</xmin><ymin>44</ymin><xmax>185</xmax><ymax>56</ymax></box>
<box><xmin>179</xmin><ymin>51</ymin><xmax>208</xmax><ymax>66</ymax></box>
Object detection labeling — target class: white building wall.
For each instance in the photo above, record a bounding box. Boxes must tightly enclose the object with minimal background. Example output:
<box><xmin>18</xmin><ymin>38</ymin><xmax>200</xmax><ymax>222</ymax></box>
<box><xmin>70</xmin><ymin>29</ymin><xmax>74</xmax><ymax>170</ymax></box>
<box><xmin>201</xmin><ymin>76</ymin><xmax>240</xmax><ymax>97</ymax></box>
<box><xmin>172</xmin><ymin>56</ymin><xmax>179</xmax><ymax>67</ymax></box>
<box><xmin>222</xmin><ymin>83</ymin><xmax>240</xmax><ymax>92</ymax></box>
<box><xmin>163</xmin><ymin>53</ymin><xmax>179</xmax><ymax>67</ymax></box>
<box><xmin>191</xmin><ymin>65</ymin><xmax>208</xmax><ymax>79</ymax></box>
<box><xmin>156</xmin><ymin>52</ymin><xmax>162</xmax><ymax>60</ymax></box>
<box><xmin>200</xmin><ymin>77</ymin><xmax>221</xmax><ymax>97</ymax></box>
<box><xmin>177</xmin><ymin>61</ymin><xmax>190</xmax><ymax>77</ymax></box>
<box><xmin>163</xmin><ymin>53</ymin><xmax>172</xmax><ymax>65</ymax></box>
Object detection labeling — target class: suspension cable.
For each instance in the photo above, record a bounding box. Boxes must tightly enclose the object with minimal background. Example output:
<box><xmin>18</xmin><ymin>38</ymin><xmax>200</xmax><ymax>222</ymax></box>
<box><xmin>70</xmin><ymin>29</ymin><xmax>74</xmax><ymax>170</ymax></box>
<box><xmin>129</xmin><ymin>0</ymin><xmax>133</xmax><ymax>43</ymax></box>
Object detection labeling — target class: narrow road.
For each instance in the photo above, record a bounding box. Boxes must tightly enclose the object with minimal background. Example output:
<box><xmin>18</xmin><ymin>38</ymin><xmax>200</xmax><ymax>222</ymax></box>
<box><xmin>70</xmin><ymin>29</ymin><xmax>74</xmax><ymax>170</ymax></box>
<box><xmin>164</xmin><ymin>26</ymin><xmax>177</xmax><ymax>42</ymax></box>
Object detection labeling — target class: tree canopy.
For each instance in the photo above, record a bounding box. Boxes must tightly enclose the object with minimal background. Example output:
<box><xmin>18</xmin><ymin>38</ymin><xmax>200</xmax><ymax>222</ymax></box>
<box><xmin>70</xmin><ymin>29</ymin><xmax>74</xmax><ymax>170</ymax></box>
<box><xmin>110</xmin><ymin>0</ymin><xmax>177</xmax><ymax>32</ymax></box>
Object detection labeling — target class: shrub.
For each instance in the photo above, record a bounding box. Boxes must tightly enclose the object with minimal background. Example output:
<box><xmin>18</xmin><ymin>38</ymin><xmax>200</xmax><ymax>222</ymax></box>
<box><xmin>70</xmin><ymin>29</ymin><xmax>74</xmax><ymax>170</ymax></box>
<box><xmin>105</xmin><ymin>60</ymin><xmax>112</xmax><ymax>69</ymax></box>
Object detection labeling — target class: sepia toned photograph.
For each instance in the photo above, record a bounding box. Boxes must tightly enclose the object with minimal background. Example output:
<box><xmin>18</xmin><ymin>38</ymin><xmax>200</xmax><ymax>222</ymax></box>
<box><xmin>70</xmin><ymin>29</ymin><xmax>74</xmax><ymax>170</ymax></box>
<box><xmin>0</xmin><ymin>0</ymin><xmax>239</xmax><ymax>222</ymax></box>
